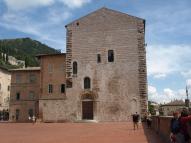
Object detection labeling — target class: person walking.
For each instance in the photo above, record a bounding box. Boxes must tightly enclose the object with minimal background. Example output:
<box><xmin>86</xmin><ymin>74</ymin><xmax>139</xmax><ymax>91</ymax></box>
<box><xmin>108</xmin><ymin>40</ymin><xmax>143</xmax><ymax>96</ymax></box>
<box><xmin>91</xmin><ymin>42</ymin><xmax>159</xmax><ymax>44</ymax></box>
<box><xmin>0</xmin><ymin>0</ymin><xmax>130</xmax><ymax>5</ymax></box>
<box><xmin>32</xmin><ymin>115</ymin><xmax>36</xmax><ymax>125</ymax></box>
<box><xmin>179</xmin><ymin>109</ymin><xmax>191</xmax><ymax>143</ymax></box>
<box><xmin>132</xmin><ymin>112</ymin><xmax>140</xmax><ymax>130</ymax></box>
<box><xmin>170</xmin><ymin>111</ymin><xmax>184</xmax><ymax>143</ymax></box>
<box><xmin>170</xmin><ymin>110</ymin><xmax>191</xmax><ymax>143</ymax></box>
<box><xmin>146</xmin><ymin>112</ymin><xmax>152</xmax><ymax>128</ymax></box>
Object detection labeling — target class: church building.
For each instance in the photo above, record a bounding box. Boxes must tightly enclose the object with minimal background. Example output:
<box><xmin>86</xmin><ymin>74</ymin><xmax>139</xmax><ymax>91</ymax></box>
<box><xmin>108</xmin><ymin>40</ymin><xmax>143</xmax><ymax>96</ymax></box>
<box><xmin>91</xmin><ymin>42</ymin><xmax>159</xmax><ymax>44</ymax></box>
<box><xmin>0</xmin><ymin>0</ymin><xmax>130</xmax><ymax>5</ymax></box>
<box><xmin>10</xmin><ymin>8</ymin><xmax>147</xmax><ymax>122</ymax></box>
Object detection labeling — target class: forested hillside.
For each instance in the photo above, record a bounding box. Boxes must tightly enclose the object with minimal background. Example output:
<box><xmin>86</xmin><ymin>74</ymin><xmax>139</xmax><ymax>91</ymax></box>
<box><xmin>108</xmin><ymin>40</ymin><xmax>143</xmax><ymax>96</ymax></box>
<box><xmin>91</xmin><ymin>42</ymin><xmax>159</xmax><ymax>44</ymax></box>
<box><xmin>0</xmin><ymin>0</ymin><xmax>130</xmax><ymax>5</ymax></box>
<box><xmin>0</xmin><ymin>38</ymin><xmax>59</xmax><ymax>69</ymax></box>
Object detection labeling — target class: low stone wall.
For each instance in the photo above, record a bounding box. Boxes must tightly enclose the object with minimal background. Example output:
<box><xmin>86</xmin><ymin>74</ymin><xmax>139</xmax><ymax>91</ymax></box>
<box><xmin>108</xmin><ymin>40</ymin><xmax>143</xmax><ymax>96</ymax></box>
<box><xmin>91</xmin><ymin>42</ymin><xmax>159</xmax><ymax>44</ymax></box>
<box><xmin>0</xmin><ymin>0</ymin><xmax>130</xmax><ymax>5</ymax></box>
<box><xmin>151</xmin><ymin>116</ymin><xmax>172</xmax><ymax>143</ymax></box>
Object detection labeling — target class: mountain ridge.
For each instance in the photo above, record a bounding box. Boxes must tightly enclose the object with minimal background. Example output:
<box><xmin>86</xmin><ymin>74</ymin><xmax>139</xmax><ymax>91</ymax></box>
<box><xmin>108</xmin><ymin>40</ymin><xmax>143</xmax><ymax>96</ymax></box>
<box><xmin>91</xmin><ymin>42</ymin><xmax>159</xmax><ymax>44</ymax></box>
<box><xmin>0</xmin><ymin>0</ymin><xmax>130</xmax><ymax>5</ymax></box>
<box><xmin>0</xmin><ymin>37</ymin><xmax>60</xmax><ymax>69</ymax></box>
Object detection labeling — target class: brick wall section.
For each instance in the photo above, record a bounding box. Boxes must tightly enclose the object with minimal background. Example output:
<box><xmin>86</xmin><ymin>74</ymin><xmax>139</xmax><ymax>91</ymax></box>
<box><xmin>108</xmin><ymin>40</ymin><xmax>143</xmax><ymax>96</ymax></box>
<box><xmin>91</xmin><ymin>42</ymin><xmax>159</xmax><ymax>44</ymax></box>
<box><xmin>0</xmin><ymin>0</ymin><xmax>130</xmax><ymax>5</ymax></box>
<box><xmin>66</xmin><ymin>30</ymin><xmax>72</xmax><ymax>78</ymax></box>
<box><xmin>9</xmin><ymin>69</ymin><xmax>40</xmax><ymax>122</ymax></box>
<box><xmin>151</xmin><ymin>116</ymin><xmax>172</xmax><ymax>143</ymax></box>
<box><xmin>38</xmin><ymin>54</ymin><xmax>66</xmax><ymax>121</ymax></box>
<box><xmin>38</xmin><ymin>54</ymin><xmax>66</xmax><ymax>99</ymax></box>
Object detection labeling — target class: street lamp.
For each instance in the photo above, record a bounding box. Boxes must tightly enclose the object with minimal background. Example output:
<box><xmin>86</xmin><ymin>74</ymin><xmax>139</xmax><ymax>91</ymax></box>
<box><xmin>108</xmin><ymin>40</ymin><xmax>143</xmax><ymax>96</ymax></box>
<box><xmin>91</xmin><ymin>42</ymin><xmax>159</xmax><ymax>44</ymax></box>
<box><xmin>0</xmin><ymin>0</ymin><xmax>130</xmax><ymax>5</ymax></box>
<box><xmin>185</xmin><ymin>85</ymin><xmax>190</xmax><ymax>108</ymax></box>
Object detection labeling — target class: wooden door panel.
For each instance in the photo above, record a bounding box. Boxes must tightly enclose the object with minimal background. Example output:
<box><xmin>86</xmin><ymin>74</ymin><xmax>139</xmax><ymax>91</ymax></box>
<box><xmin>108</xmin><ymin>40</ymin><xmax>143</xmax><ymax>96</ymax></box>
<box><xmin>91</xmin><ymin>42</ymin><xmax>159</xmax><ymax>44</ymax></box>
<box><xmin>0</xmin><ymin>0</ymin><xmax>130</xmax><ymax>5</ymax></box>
<box><xmin>82</xmin><ymin>101</ymin><xmax>93</xmax><ymax>119</ymax></box>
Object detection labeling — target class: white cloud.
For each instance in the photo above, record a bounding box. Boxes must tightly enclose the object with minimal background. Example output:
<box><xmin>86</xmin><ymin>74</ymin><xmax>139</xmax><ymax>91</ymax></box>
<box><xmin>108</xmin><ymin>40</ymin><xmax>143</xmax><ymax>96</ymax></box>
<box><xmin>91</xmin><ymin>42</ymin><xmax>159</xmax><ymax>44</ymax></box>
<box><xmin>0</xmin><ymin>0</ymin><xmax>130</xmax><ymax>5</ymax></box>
<box><xmin>147</xmin><ymin>45</ymin><xmax>191</xmax><ymax>78</ymax></box>
<box><xmin>148</xmin><ymin>85</ymin><xmax>187</xmax><ymax>104</ymax></box>
<box><xmin>164</xmin><ymin>88</ymin><xmax>174</xmax><ymax>97</ymax></box>
<box><xmin>1</xmin><ymin>12</ymin><xmax>41</xmax><ymax>36</ymax></box>
<box><xmin>148</xmin><ymin>85</ymin><xmax>157</xmax><ymax>95</ymax></box>
<box><xmin>47</xmin><ymin>9</ymin><xmax>71</xmax><ymax>24</ymax></box>
<box><xmin>59</xmin><ymin>0</ymin><xmax>91</xmax><ymax>8</ymax></box>
<box><xmin>181</xmin><ymin>70</ymin><xmax>191</xmax><ymax>78</ymax></box>
<box><xmin>1</xmin><ymin>0</ymin><xmax>92</xmax><ymax>50</ymax></box>
<box><xmin>148</xmin><ymin>85</ymin><xmax>159</xmax><ymax>102</ymax></box>
<box><xmin>0</xmin><ymin>9</ymin><xmax>68</xmax><ymax>50</ymax></box>
<box><xmin>153</xmin><ymin>73</ymin><xmax>166</xmax><ymax>79</ymax></box>
<box><xmin>139</xmin><ymin>2</ymin><xmax>191</xmax><ymax>44</ymax></box>
<box><xmin>4</xmin><ymin>0</ymin><xmax>54</xmax><ymax>10</ymax></box>
<box><xmin>186</xmin><ymin>79</ymin><xmax>191</xmax><ymax>88</ymax></box>
<box><xmin>3</xmin><ymin>0</ymin><xmax>91</xmax><ymax>10</ymax></box>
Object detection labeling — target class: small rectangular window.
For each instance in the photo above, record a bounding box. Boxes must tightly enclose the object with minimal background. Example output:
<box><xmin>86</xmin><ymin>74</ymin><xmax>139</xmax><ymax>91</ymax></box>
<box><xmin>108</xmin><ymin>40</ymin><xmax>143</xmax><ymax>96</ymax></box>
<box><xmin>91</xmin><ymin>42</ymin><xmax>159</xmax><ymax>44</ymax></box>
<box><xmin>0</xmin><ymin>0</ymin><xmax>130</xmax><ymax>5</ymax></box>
<box><xmin>61</xmin><ymin>84</ymin><xmax>65</xmax><ymax>93</ymax></box>
<box><xmin>29</xmin><ymin>91</ymin><xmax>35</xmax><ymax>99</ymax></box>
<box><xmin>61</xmin><ymin>64</ymin><xmax>65</xmax><ymax>72</ymax></box>
<box><xmin>48</xmin><ymin>84</ymin><xmax>53</xmax><ymax>93</ymax></box>
<box><xmin>16</xmin><ymin>92</ymin><xmax>20</xmax><ymax>100</ymax></box>
<box><xmin>16</xmin><ymin>74</ymin><xmax>21</xmax><ymax>83</ymax></box>
<box><xmin>48</xmin><ymin>64</ymin><xmax>53</xmax><ymax>73</ymax></box>
<box><xmin>108</xmin><ymin>50</ymin><xmax>114</xmax><ymax>62</ymax></box>
<box><xmin>16</xmin><ymin>109</ymin><xmax>20</xmax><ymax>120</ymax></box>
<box><xmin>8</xmin><ymin>85</ymin><xmax>10</xmax><ymax>91</ymax></box>
<box><xmin>28</xmin><ymin>109</ymin><xmax>33</xmax><ymax>117</ymax></box>
<box><xmin>29</xmin><ymin>74</ymin><xmax>36</xmax><ymax>83</ymax></box>
<box><xmin>97</xmin><ymin>54</ymin><xmax>101</xmax><ymax>63</ymax></box>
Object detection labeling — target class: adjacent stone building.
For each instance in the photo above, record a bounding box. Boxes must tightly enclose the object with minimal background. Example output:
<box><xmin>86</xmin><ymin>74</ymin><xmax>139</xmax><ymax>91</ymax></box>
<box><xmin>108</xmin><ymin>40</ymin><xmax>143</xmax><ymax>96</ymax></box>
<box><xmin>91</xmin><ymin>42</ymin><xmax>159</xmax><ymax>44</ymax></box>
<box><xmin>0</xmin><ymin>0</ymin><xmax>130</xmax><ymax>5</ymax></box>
<box><xmin>159</xmin><ymin>100</ymin><xmax>188</xmax><ymax>116</ymax></box>
<box><xmin>9</xmin><ymin>7</ymin><xmax>148</xmax><ymax>122</ymax></box>
<box><xmin>9</xmin><ymin>67</ymin><xmax>40</xmax><ymax>122</ymax></box>
<box><xmin>0</xmin><ymin>66</ymin><xmax>11</xmax><ymax>111</ymax></box>
<box><xmin>37</xmin><ymin>54</ymin><xmax>66</xmax><ymax>122</ymax></box>
<box><xmin>8</xmin><ymin>55</ymin><xmax>25</xmax><ymax>68</ymax></box>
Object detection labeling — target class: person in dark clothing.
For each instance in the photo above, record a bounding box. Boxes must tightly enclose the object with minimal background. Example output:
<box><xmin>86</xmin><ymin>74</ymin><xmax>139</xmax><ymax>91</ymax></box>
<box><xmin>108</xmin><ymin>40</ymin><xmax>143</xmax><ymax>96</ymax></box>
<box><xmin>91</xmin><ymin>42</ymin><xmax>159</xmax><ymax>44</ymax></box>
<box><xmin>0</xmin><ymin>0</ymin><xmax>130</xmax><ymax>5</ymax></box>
<box><xmin>170</xmin><ymin>112</ymin><xmax>184</xmax><ymax>143</ymax></box>
<box><xmin>179</xmin><ymin>110</ymin><xmax>191</xmax><ymax>143</ymax></box>
<box><xmin>170</xmin><ymin>110</ymin><xmax>191</xmax><ymax>143</ymax></box>
<box><xmin>132</xmin><ymin>112</ymin><xmax>140</xmax><ymax>130</ymax></box>
<box><xmin>146</xmin><ymin>112</ymin><xmax>152</xmax><ymax>128</ymax></box>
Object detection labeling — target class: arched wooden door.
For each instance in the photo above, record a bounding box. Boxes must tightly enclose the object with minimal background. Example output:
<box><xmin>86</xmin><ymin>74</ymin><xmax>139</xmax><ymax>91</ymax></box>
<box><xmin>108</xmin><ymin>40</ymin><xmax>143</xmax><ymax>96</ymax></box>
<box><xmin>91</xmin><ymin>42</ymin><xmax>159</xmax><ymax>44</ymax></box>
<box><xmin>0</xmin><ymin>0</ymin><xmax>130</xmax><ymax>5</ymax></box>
<box><xmin>82</xmin><ymin>101</ymin><xmax>93</xmax><ymax>120</ymax></box>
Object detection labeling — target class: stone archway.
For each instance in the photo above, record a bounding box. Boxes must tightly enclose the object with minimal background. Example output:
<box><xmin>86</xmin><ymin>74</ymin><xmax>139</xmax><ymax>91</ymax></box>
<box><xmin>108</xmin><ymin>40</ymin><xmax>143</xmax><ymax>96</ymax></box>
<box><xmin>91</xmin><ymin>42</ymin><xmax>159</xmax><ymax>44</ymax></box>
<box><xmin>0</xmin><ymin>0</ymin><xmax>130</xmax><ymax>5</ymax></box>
<box><xmin>81</xmin><ymin>91</ymin><xmax>98</xmax><ymax>120</ymax></box>
<box><xmin>82</xmin><ymin>100</ymin><xmax>93</xmax><ymax>119</ymax></box>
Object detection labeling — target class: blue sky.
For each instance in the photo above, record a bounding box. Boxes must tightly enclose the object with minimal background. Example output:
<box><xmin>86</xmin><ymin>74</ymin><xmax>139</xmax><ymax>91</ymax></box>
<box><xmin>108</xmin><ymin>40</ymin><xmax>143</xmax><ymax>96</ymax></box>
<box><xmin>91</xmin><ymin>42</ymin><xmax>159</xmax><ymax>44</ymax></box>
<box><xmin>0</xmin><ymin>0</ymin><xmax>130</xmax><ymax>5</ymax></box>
<box><xmin>0</xmin><ymin>0</ymin><xmax>191</xmax><ymax>103</ymax></box>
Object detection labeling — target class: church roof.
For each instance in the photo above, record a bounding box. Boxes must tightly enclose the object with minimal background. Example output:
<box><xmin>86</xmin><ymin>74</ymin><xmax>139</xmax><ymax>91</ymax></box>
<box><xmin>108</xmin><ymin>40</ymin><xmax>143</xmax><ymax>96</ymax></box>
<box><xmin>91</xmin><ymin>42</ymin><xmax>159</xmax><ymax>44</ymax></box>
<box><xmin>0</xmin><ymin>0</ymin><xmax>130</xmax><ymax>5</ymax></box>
<box><xmin>65</xmin><ymin>7</ymin><xmax>145</xmax><ymax>27</ymax></box>
<box><xmin>9</xmin><ymin>67</ymin><xmax>40</xmax><ymax>72</ymax></box>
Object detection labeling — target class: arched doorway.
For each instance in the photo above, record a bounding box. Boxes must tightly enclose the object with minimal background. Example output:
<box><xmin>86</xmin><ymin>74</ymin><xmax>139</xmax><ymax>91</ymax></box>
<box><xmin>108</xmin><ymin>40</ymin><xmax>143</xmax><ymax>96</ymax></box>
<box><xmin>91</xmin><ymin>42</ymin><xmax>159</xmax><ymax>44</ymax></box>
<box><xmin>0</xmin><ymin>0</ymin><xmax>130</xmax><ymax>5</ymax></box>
<box><xmin>82</xmin><ymin>101</ymin><xmax>93</xmax><ymax>119</ymax></box>
<box><xmin>81</xmin><ymin>93</ymin><xmax>94</xmax><ymax>120</ymax></box>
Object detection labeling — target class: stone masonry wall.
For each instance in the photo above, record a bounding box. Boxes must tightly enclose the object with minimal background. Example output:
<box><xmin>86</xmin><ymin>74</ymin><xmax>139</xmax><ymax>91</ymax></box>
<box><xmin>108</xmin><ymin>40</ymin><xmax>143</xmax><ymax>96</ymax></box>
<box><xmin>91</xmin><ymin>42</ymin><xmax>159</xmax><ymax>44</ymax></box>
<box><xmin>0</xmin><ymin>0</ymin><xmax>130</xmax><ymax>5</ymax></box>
<box><xmin>9</xmin><ymin>70</ymin><xmax>40</xmax><ymax>122</ymax></box>
<box><xmin>0</xmin><ymin>68</ymin><xmax>11</xmax><ymax>110</ymax></box>
<box><xmin>38</xmin><ymin>54</ymin><xmax>67</xmax><ymax>122</ymax></box>
<box><xmin>63</xmin><ymin>8</ymin><xmax>147</xmax><ymax>121</ymax></box>
<box><xmin>137</xmin><ymin>20</ymin><xmax>148</xmax><ymax>117</ymax></box>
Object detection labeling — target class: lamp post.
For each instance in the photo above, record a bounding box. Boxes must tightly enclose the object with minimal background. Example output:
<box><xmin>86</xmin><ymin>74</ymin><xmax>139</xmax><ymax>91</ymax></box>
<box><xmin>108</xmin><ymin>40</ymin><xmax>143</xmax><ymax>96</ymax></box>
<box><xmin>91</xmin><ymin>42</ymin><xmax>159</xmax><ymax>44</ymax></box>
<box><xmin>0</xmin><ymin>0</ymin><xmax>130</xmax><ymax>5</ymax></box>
<box><xmin>185</xmin><ymin>85</ymin><xmax>190</xmax><ymax>108</ymax></box>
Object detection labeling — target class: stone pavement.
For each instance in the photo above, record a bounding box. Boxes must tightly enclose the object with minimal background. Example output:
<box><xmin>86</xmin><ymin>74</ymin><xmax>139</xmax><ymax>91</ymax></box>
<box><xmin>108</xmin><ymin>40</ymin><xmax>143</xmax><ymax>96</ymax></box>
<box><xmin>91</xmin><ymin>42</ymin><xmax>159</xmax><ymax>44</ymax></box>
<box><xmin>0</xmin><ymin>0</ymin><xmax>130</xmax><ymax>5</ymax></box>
<box><xmin>0</xmin><ymin>122</ymin><xmax>163</xmax><ymax>143</ymax></box>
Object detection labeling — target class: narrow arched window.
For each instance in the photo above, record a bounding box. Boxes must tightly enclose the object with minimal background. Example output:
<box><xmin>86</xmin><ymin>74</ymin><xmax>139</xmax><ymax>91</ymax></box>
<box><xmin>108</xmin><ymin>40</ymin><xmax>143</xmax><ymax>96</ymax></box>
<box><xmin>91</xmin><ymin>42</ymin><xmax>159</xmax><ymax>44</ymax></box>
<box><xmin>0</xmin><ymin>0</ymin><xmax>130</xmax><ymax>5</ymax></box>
<box><xmin>84</xmin><ymin>77</ymin><xmax>91</xmax><ymax>89</ymax></box>
<box><xmin>73</xmin><ymin>61</ymin><xmax>77</xmax><ymax>74</ymax></box>
<box><xmin>97</xmin><ymin>54</ymin><xmax>101</xmax><ymax>63</ymax></box>
<box><xmin>108</xmin><ymin>50</ymin><xmax>114</xmax><ymax>62</ymax></box>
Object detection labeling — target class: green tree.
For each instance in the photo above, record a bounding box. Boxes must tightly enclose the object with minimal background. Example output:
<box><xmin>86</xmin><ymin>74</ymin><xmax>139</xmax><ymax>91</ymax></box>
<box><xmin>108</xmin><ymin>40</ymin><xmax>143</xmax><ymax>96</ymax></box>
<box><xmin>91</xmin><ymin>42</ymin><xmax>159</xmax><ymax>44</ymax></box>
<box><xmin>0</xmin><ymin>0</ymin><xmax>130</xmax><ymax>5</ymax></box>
<box><xmin>25</xmin><ymin>57</ymin><xmax>29</xmax><ymax>67</ymax></box>
<box><xmin>148</xmin><ymin>101</ymin><xmax>155</xmax><ymax>115</ymax></box>
<box><xmin>6</xmin><ymin>53</ymin><xmax>9</xmax><ymax>63</ymax></box>
<box><xmin>0</xmin><ymin>38</ymin><xmax>59</xmax><ymax>69</ymax></box>
<box><xmin>2</xmin><ymin>53</ymin><xmax>5</xmax><ymax>62</ymax></box>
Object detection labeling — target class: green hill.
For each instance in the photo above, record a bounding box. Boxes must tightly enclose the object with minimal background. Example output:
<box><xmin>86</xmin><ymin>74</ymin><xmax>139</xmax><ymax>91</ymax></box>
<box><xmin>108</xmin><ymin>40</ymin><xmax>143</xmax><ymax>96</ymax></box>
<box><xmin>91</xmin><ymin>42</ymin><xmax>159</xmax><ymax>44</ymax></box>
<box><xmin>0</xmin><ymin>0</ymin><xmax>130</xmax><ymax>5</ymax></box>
<box><xmin>0</xmin><ymin>38</ymin><xmax>60</xmax><ymax>69</ymax></box>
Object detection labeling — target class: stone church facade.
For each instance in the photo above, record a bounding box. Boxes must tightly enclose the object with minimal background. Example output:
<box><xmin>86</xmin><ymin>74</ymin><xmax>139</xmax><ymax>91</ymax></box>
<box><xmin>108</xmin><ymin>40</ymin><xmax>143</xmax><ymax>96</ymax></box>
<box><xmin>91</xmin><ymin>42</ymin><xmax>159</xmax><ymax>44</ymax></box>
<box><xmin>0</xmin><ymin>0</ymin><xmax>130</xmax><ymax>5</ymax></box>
<box><xmin>39</xmin><ymin>8</ymin><xmax>147</xmax><ymax>122</ymax></box>
<box><xmin>9</xmin><ymin>8</ymin><xmax>147</xmax><ymax>122</ymax></box>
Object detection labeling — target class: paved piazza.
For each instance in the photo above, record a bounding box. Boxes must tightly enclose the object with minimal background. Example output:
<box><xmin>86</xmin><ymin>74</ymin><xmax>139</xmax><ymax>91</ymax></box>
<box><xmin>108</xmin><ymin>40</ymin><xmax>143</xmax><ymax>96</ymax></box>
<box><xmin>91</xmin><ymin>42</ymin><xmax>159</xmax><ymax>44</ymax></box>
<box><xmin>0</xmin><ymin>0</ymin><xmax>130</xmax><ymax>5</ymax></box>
<box><xmin>0</xmin><ymin>122</ymin><xmax>163</xmax><ymax>143</ymax></box>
